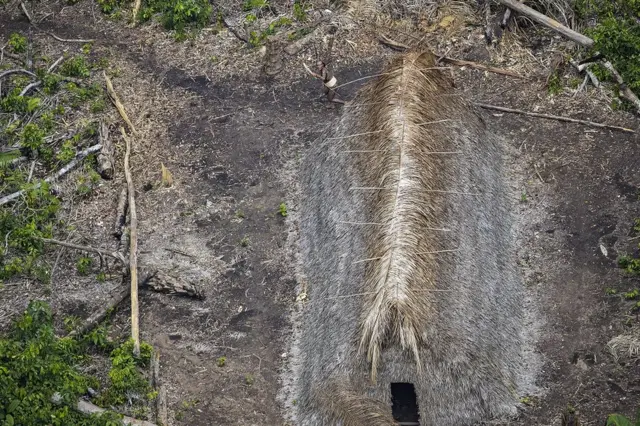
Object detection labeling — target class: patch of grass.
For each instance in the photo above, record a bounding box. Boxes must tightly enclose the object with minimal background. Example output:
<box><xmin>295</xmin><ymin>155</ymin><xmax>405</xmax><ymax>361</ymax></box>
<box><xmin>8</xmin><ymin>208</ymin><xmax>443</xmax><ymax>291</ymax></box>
<box><xmin>605</xmin><ymin>288</ymin><xmax>618</xmax><ymax>295</ymax></box>
<box><xmin>235</xmin><ymin>210</ymin><xmax>245</xmax><ymax>219</ymax></box>
<box><xmin>0</xmin><ymin>301</ymin><xmax>127</xmax><ymax>425</ymax></box>
<box><xmin>547</xmin><ymin>71</ymin><xmax>563</xmax><ymax>95</ymax></box>
<box><xmin>240</xmin><ymin>236</ymin><xmax>250</xmax><ymax>247</ymax></box>
<box><xmin>623</xmin><ymin>288</ymin><xmax>639</xmax><ymax>299</ymax></box>
<box><xmin>76</xmin><ymin>256</ymin><xmax>93</xmax><ymax>275</ymax></box>
<box><xmin>243</xmin><ymin>0</ymin><xmax>268</xmax><ymax>11</ymax></box>
<box><xmin>293</xmin><ymin>0</ymin><xmax>309</xmax><ymax>21</ymax></box>
<box><xmin>216</xmin><ymin>356</ymin><xmax>226</xmax><ymax>367</ymax></box>
<box><xmin>8</xmin><ymin>33</ymin><xmax>27</xmax><ymax>53</ymax></box>
<box><xmin>520</xmin><ymin>191</ymin><xmax>528</xmax><ymax>203</ymax></box>
<box><xmin>278</xmin><ymin>202</ymin><xmax>288</xmax><ymax>217</ymax></box>
<box><xmin>245</xmin><ymin>374</ymin><xmax>254</xmax><ymax>385</ymax></box>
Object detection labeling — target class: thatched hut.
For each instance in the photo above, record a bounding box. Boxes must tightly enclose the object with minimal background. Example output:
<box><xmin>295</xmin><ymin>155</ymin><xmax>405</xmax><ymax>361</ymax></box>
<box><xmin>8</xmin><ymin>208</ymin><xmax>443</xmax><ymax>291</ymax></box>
<box><xmin>293</xmin><ymin>51</ymin><xmax>526</xmax><ymax>425</ymax></box>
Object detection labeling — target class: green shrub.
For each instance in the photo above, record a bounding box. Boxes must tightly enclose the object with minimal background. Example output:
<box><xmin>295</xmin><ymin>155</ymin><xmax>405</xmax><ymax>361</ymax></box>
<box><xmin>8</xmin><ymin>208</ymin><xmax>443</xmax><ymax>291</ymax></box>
<box><xmin>98</xmin><ymin>340</ymin><xmax>153</xmax><ymax>407</ymax></box>
<box><xmin>60</xmin><ymin>56</ymin><xmax>91</xmax><ymax>78</ymax></box>
<box><xmin>575</xmin><ymin>0</ymin><xmax>640</xmax><ymax>97</ymax></box>
<box><xmin>8</xmin><ymin>33</ymin><xmax>27</xmax><ymax>53</ymax></box>
<box><xmin>0</xmin><ymin>301</ymin><xmax>126</xmax><ymax>426</ymax></box>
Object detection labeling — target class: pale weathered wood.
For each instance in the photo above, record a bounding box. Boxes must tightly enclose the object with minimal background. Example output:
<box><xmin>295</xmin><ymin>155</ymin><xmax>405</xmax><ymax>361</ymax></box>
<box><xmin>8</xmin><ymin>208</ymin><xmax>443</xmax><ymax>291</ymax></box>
<box><xmin>114</xmin><ymin>187</ymin><xmax>128</xmax><ymax>238</ymax></box>
<box><xmin>602</xmin><ymin>61</ymin><xmax>640</xmax><ymax>112</ymax></box>
<box><xmin>121</xmin><ymin>127</ymin><xmax>140</xmax><ymax>357</ymax></box>
<box><xmin>97</xmin><ymin>121</ymin><xmax>115</xmax><ymax>179</ymax></box>
<box><xmin>0</xmin><ymin>144</ymin><xmax>102</xmax><ymax>206</ymax></box>
<box><xmin>495</xmin><ymin>0</ymin><xmax>594</xmax><ymax>47</ymax></box>
<box><xmin>105</xmin><ymin>73</ymin><xmax>138</xmax><ymax>136</ymax></box>
<box><xmin>75</xmin><ymin>399</ymin><xmax>156</xmax><ymax>426</ymax></box>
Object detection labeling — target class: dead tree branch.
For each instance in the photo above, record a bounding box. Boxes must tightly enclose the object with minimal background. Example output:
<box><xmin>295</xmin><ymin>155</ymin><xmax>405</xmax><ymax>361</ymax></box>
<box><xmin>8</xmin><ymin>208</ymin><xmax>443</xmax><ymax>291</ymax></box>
<box><xmin>602</xmin><ymin>61</ymin><xmax>640</xmax><ymax>111</ymax></box>
<box><xmin>121</xmin><ymin>127</ymin><xmax>140</xmax><ymax>357</ymax></box>
<box><xmin>495</xmin><ymin>0</ymin><xmax>594</xmax><ymax>47</ymax></box>
<box><xmin>475</xmin><ymin>102</ymin><xmax>635</xmax><ymax>133</ymax></box>
<box><xmin>42</xmin><ymin>238</ymin><xmax>126</xmax><ymax>264</ymax></box>
<box><xmin>440</xmin><ymin>57</ymin><xmax>526</xmax><ymax>79</ymax></box>
<box><xmin>20</xmin><ymin>2</ymin><xmax>94</xmax><ymax>43</ymax></box>
<box><xmin>0</xmin><ymin>144</ymin><xmax>102</xmax><ymax>206</ymax></box>
<box><xmin>67</xmin><ymin>285</ymin><xmax>130</xmax><ymax>338</ymax></box>
<box><xmin>105</xmin><ymin>72</ymin><xmax>138</xmax><ymax>136</ymax></box>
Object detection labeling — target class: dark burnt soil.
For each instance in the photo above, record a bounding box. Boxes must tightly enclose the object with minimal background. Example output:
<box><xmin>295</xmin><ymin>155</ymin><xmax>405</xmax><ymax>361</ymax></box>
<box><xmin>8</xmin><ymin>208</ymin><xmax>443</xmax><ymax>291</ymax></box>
<box><xmin>474</xmin><ymin>76</ymin><xmax>640</xmax><ymax>424</ymax></box>
<box><xmin>2</xmin><ymin>2</ymin><xmax>640</xmax><ymax>425</ymax></box>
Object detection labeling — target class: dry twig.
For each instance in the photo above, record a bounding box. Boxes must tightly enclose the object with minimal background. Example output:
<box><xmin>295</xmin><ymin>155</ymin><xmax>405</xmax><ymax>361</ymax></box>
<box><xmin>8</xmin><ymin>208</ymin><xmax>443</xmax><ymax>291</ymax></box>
<box><xmin>475</xmin><ymin>102</ymin><xmax>635</xmax><ymax>133</ymax></box>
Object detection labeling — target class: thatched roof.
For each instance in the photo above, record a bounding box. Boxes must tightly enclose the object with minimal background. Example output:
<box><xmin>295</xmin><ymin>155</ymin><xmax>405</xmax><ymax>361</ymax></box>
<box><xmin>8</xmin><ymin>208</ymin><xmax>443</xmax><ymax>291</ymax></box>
<box><xmin>294</xmin><ymin>51</ymin><xmax>527</xmax><ymax>425</ymax></box>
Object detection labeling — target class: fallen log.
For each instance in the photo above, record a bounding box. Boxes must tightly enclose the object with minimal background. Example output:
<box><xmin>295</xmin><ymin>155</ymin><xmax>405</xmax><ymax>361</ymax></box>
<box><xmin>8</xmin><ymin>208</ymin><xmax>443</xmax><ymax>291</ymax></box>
<box><xmin>67</xmin><ymin>285</ymin><xmax>130</xmax><ymax>338</ymax></box>
<box><xmin>76</xmin><ymin>399</ymin><xmax>156</xmax><ymax>426</ymax></box>
<box><xmin>495</xmin><ymin>0</ymin><xmax>594</xmax><ymax>47</ymax></box>
<box><xmin>0</xmin><ymin>144</ymin><xmax>102</xmax><ymax>206</ymax></box>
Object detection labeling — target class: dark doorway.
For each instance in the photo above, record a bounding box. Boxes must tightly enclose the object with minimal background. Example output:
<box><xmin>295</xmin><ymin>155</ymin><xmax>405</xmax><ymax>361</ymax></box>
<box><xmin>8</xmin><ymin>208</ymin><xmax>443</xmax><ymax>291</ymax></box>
<box><xmin>391</xmin><ymin>382</ymin><xmax>420</xmax><ymax>425</ymax></box>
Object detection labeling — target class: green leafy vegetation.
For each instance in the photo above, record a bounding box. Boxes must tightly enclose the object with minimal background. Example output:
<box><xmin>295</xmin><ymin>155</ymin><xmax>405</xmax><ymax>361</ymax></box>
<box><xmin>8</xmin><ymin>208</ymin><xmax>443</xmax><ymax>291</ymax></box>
<box><xmin>248</xmin><ymin>16</ymin><xmax>293</xmax><ymax>46</ymax></box>
<box><xmin>76</xmin><ymin>256</ymin><xmax>93</xmax><ymax>275</ymax></box>
<box><xmin>0</xmin><ymin>301</ymin><xmax>128</xmax><ymax>426</ymax></box>
<box><xmin>606</xmin><ymin>410</ymin><xmax>640</xmax><ymax>426</ymax></box>
<box><xmin>0</xmin><ymin>33</ymin><xmax>108</xmax><ymax>284</ymax></box>
<box><xmin>279</xmin><ymin>202</ymin><xmax>288</xmax><ymax>217</ymax></box>
<box><xmin>8</xmin><ymin>33</ymin><xmax>27</xmax><ymax>53</ymax></box>
<box><xmin>293</xmin><ymin>0</ymin><xmax>309</xmax><ymax>21</ymax></box>
<box><xmin>574</xmin><ymin>0</ymin><xmax>640</xmax><ymax>99</ymax></box>
<box><xmin>98</xmin><ymin>340</ymin><xmax>153</xmax><ymax>407</ymax></box>
<box><xmin>216</xmin><ymin>356</ymin><xmax>226</xmax><ymax>367</ymax></box>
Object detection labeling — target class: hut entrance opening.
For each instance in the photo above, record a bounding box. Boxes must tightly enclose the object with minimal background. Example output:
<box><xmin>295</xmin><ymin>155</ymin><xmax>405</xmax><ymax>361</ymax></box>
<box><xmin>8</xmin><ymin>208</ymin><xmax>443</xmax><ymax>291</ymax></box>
<box><xmin>391</xmin><ymin>382</ymin><xmax>420</xmax><ymax>425</ymax></box>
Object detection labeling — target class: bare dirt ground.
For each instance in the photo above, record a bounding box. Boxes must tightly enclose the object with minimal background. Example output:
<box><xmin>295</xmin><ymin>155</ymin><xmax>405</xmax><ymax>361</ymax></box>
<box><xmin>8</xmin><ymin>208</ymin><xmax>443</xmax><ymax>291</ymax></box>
<box><xmin>1</xmin><ymin>0</ymin><xmax>639</xmax><ymax>425</ymax></box>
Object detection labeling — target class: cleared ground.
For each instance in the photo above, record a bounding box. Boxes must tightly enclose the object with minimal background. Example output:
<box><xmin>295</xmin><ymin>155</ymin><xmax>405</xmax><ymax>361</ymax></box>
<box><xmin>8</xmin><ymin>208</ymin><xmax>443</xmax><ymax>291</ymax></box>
<box><xmin>1</xmin><ymin>1</ymin><xmax>639</xmax><ymax>424</ymax></box>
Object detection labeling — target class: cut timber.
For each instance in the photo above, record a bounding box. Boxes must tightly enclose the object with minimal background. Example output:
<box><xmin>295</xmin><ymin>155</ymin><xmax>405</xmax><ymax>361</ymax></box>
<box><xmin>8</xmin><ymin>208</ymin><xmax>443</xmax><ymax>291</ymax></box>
<box><xmin>67</xmin><ymin>285</ymin><xmax>130</xmax><ymax>338</ymax></box>
<box><xmin>602</xmin><ymin>61</ymin><xmax>640</xmax><ymax>112</ymax></box>
<box><xmin>0</xmin><ymin>144</ymin><xmax>101</xmax><ymax>206</ymax></box>
<box><xmin>495</xmin><ymin>0</ymin><xmax>594</xmax><ymax>47</ymax></box>
<box><xmin>143</xmin><ymin>270</ymin><xmax>205</xmax><ymax>300</ymax></box>
<box><xmin>97</xmin><ymin>121</ymin><xmax>115</xmax><ymax>179</ymax></box>
<box><xmin>75</xmin><ymin>399</ymin><xmax>156</xmax><ymax>426</ymax></box>
<box><xmin>475</xmin><ymin>103</ymin><xmax>635</xmax><ymax>133</ymax></box>
<box><xmin>121</xmin><ymin>127</ymin><xmax>140</xmax><ymax>357</ymax></box>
